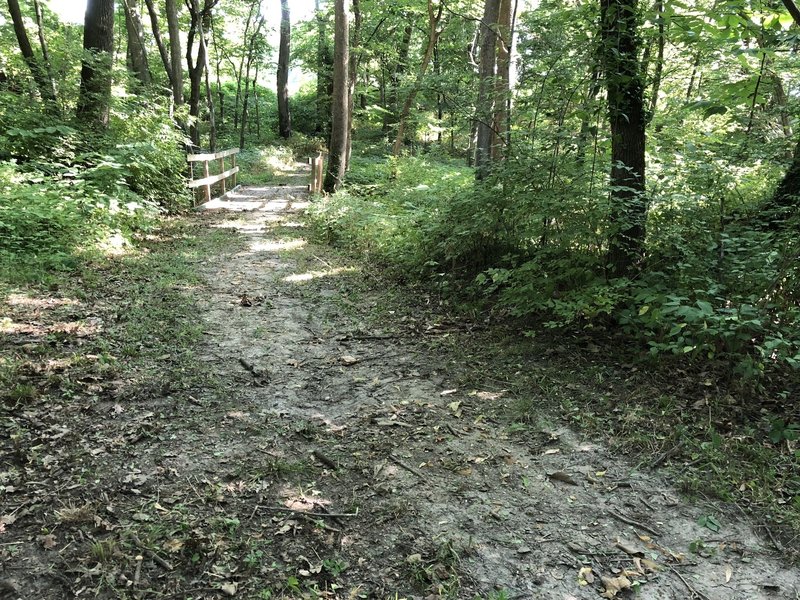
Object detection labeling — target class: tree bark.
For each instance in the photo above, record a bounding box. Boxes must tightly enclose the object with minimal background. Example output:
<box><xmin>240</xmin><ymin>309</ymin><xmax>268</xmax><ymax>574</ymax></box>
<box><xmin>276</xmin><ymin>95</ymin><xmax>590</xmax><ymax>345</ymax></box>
<box><xmin>7</xmin><ymin>0</ymin><xmax>58</xmax><ymax>108</ymax></box>
<box><xmin>187</xmin><ymin>0</ymin><xmax>217</xmax><ymax>147</ymax></box>
<box><xmin>384</xmin><ymin>21</ymin><xmax>412</xmax><ymax>135</ymax></box>
<box><xmin>324</xmin><ymin>0</ymin><xmax>350</xmax><ymax>193</ymax></box>
<box><xmin>77</xmin><ymin>0</ymin><xmax>115</xmax><ymax>128</ymax></box>
<box><xmin>239</xmin><ymin>16</ymin><xmax>265</xmax><ymax>150</ymax></box>
<box><xmin>315</xmin><ymin>0</ymin><xmax>332</xmax><ymax>135</ymax></box>
<box><xmin>277</xmin><ymin>0</ymin><xmax>292</xmax><ymax>138</ymax></box>
<box><xmin>143</xmin><ymin>0</ymin><xmax>175</xmax><ymax>90</ymax></box>
<box><xmin>392</xmin><ymin>0</ymin><xmax>444</xmax><ymax>156</ymax></box>
<box><xmin>475</xmin><ymin>0</ymin><xmax>501</xmax><ymax>179</ymax></box>
<box><xmin>166</xmin><ymin>0</ymin><xmax>183</xmax><ymax>105</ymax></box>
<box><xmin>31</xmin><ymin>0</ymin><xmax>58</xmax><ymax>105</ymax></box>
<box><xmin>123</xmin><ymin>0</ymin><xmax>152</xmax><ymax>86</ymax></box>
<box><xmin>600</xmin><ymin>0</ymin><xmax>647</xmax><ymax>275</ymax></box>
<box><xmin>491</xmin><ymin>0</ymin><xmax>513</xmax><ymax>161</ymax></box>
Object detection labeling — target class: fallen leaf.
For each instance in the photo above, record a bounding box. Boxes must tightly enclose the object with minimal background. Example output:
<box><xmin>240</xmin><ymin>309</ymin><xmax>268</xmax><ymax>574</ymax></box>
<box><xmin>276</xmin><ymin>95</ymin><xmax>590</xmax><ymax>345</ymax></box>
<box><xmin>615</xmin><ymin>538</ymin><xmax>646</xmax><ymax>557</ymax></box>
<box><xmin>547</xmin><ymin>471</ymin><xmax>578</xmax><ymax>486</ymax></box>
<box><xmin>725</xmin><ymin>563</ymin><xmax>733</xmax><ymax>583</ymax></box>
<box><xmin>601</xmin><ymin>575</ymin><xmax>631</xmax><ymax>598</ymax></box>
<box><xmin>440</xmin><ymin>389</ymin><xmax>458</xmax><ymax>396</ymax></box>
<box><xmin>38</xmin><ymin>534</ymin><xmax>57</xmax><ymax>549</ymax></box>
<box><xmin>578</xmin><ymin>566</ymin><xmax>595</xmax><ymax>585</ymax></box>
<box><xmin>220</xmin><ymin>582</ymin><xmax>237</xmax><ymax>596</ymax></box>
<box><xmin>543</xmin><ymin>448</ymin><xmax>560</xmax><ymax>455</ymax></box>
<box><xmin>339</xmin><ymin>355</ymin><xmax>359</xmax><ymax>365</ymax></box>
<box><xmin>163</xmin><ymin>539</ymin><xmax>184</xmax><ymax>553</ymax></box>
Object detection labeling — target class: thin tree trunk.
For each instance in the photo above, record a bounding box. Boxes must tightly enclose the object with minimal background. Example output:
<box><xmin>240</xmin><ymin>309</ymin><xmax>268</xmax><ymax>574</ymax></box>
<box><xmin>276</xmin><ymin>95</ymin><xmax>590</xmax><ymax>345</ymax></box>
<box><xmin>392</xmin><ymin>0</ymin><xmax>443</xmax><ymax>156</ymax></box>
<box><xmin>254</xmin><ymin>65</ymin><xmax>260</xmax><ymax>140</ymax></box>
<box><xmin>77</xmin><ymin>0</ymin><xmax>115</xmax><ymax>128</ymax></box>
<box><xmin>491</xmin><ymin>0</ymin><xmax>512</xmax><ymax>161</ymax></box>
<box><xmin>646</xmin><ymin>0</ymin><xmax>664</xmax><ymax>122</ymax></box>
<box><xmin>31</xmin><ymin>0</ymin><xmax>58</xmax><ymax>105</ymax></box>
<box><xmin>239</xmin><ymin>17</ymin><xmax>265</xmax><ymax>150</ymax></box>
<box><xmin>324</xmin><ymin>0</ymin><xmax>350</xmax><ymax>193</ymax></box>
<box><xmin>277</xmin><ymin>0</ymin><xmax>292</xmax><ymax>138</ymax></box>
<box><xmin>475</xmin><ymin>0</ymin><xmax>501</xmax><ymax>180</ymax></box>
<box><xmin>123</xmin><ymin>0</ymin><xmax>151</xmax><ymax>86</ymax></box>
<box><xmin>199</xmin><ymin>16</ymin><xmax>216</xmax><ymax>151</ymax></box>
<box><xmin>385</xmin><ymin>22</ymin><xmax>412</xmax><ymax>135</ymax></box>
<box><xmin>234</xmin><ymin>1</ymin><xmax>258</xmax><ymax>132</ymax></box>
<box><xmin>143</xmin><ymin>0</ymin><xmax>175</xmax><ymax>90</ymax></box>
<box><xmin>166</xmin><ymin>0</ymin><xmax>183</xmax><ymax>105</ymax></box>
<box><xmin>7</xmin><ymin>0</ymin><xmax>58</xmax><ymax>108</ymax></box>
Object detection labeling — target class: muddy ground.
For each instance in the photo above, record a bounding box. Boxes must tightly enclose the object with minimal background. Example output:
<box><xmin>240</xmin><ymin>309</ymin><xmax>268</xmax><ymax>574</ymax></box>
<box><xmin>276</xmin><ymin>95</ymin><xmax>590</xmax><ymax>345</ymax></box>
<box><xmin>2</xmin><ymin>170</ymin><xmax>799</xmax><ymax>599</ymax></box>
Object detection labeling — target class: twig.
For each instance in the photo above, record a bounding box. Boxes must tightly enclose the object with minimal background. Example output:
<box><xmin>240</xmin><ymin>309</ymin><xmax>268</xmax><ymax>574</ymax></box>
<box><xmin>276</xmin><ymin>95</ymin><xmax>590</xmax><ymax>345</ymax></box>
<box><xmin>650</xmin><ymin>441</ymin><xmax>684</xmax><ymax>469</ymax></box>
<box><xmin>133</xmin><ymin>555</ymin><xmax>143</xmax><ymax>587</ymax></box>
<box><xmin>312</xmin><ymin>449</ymin><xmax>338</xmax><ymax>470</ymax></box>
<box><xmin>389</xmin><ymin>454</ymin><xmax>425</xmax><ymax>479</ymax></box>
<box><xmin>130</xmin><ymin>534</ymin><xmax>173</xmax><ymax>571</ymax></box>
<box><xmin>669</xmin><ymin>565</ymin><xmax>711</xmax><ymax>600</ymax></box>
<box><xmin>258</xmin><ymin>506</ymin><xmax>358</xmax><ymax>518</ymax></box>
<box><xmin>639</xmin><ymin>497</ymin><xmax>656</xmax><ymax>512</ymax></box>
<box><xmin>608</xmin><ymin>509</ymin><xmax>661</xmax><ymax>537</ymax></box>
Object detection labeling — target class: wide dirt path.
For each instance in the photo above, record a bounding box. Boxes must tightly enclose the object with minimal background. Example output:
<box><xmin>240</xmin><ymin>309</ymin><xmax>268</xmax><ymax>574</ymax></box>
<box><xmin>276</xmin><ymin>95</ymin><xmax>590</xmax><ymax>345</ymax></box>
<box><xmin>3</xmin><ymin>170</ymin><xmax>797</xmax><ymax>600</ymax></box>
<box><xmin>184</xmin><ymin>173</ymin><xmax>799</xmax><ymax>599</ymax></box>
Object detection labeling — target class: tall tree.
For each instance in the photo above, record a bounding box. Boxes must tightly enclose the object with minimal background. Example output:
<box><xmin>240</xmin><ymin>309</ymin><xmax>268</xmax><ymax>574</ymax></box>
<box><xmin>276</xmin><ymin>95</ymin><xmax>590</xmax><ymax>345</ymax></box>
<box><xmin>474</xmin><ymin>0</ymin><xmax>501</xmax><ymax>179</ymax></box>
<box><xmin>144</xmin><ymin>0</ymin><xmax>176</xmax><ymax>94</ymax></box>
<box><xmin>6</xmin><ymin>0</ymin><xmax>58</xmax><ymax>108</ymax></box>
<box><xmin>76</xmin><ymin>0</ymin><xmax>115</xmax><ymax>127</ymax></box>
<box><xmin>599</xmin><ymin>0</ymin><xmax>647</xmax><ymax>274</ymax></box>
<box><xmin>324</xmin><ymin>0</ymin><xmax>350</xmax><ymax>192</ymax></box>
<box><xmin>166</xmin><ymin>0</ymin><xmax>183</xmax><ymax>105</ymax></box>
<box><xmin>392</xmin><ymin>0</ymin><xmax>444</xmax><ymax>156</ymax></box>
<box><xmin>277</xmin><ymin>0</ymin><xmax>292</xmax><ymax>138</ymax></box>
<box><xmin>238</xmin><ymin>15</ymin><xmax>265</xmax><ymax>149</ymax></box>
<box><xmin>186</xmin><ymin>0</ymin><xmax>218</xmax><ymax>147</ymax></box>
<box><xmin>123</xmin><ymin>0</ymin><xmax>152</xmax><ymax>86</ymax></box>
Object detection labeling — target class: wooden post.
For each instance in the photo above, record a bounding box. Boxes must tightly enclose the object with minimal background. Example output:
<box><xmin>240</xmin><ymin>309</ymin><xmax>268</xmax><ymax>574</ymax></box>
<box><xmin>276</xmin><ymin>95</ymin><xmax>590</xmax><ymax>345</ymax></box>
<box><xmin>219</xmin><ymin>156</ymin><xmax>226</xmax><ymax>195</ymax></box>
<box><xmin>203</xmin><ymin>159</ymin><xmax>211</xmax><ymax>203</ymax></box>
<box><xmin>316</xmin><ymin>152</ymin><xmax>324</xmax><ymax>193</ymax></box>
<box><xmin>232</xmin><ymin>153</ymin><xmax>237</xmax><ymax>188</ymax></box>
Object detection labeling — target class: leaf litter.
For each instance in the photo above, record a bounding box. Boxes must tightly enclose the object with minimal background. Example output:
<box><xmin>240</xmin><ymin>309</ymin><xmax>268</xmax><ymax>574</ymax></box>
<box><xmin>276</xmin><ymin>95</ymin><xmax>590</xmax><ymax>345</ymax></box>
<box><xmin>1</xmin><ymin>174</ymin><xmax>799</xmax><ymax>599</ymax></box>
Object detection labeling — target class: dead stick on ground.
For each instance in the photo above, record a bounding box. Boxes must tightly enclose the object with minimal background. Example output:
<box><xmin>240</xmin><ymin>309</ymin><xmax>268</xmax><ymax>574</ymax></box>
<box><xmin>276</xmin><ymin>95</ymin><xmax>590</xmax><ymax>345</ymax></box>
<box><xmin>669</xmin><ymin>566</ymin><xmax>711</xmax><ymax>600</ymax></box>
<box><xmin>130</xmin><ymin>534</ymin><xmax>173</xmax><ymax>571</ymax></box>
<box><xmin>312</xmin><ymin>449</ymin><xmax>338</xmax><ymax>470</ymax></box>
<box><xmin>389</xmin><ymin>454</ymin><xmax>424</xmax><ymax>478</ymax></box>
<box><xmin>608</xmin><ymin>509</ymin><xmax>661</xmax><ymax>537</ymax></box>
<box><xmin>259</xmin><ymin>506</ymin><xmax>358</xmax><ymax>518</ymax></box>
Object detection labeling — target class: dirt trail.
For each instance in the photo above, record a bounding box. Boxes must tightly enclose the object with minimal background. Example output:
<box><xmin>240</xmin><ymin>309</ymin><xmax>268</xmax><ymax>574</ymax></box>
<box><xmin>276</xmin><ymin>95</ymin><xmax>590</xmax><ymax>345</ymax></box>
<box><xmin>182</xmin><ymin>171</ymin><xmax>799</xmax><ymax>599</ymax></box>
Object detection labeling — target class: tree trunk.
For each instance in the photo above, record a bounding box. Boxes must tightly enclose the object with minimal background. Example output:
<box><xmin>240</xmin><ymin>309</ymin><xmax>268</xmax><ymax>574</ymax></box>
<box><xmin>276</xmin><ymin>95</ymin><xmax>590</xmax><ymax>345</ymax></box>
<box><xmin>474</xmin><ymin>0</ymin><xmax>501</xmax><ymax>180</ymax></box>
<box><xmin>600</xmin><ymin>0</ymin><xmax>647</xmax><ymax>275</ymax></box>
<box><xmin>166</xmin><ymin>0</ymin><xmax>183</xmax><ymax>105</ymax></box>
<box><xmin>491</xmin><ymin>0</ymin><xmax>512</xmax><ymax>161</ymax></box>
<box><xmin>346</xmin><ymin>0</ymin><xmax>361</xmax><ymax>168</ymax></box>
<box><xmin>277</xmin><ymin>0</ymin><xmax>292</xmax><ymax>138</ymax></box>
<box><xmin>123</xmin><ymin>0</ymin><xmax>152</xmax><ymax>86</ymax></box>
<box><xmin>199</xmin><ymin>16</ymin><xmax>216</xmax><ymax>151</ymax></box>
<box><xmin>324</xmin><ymin>0</ymin><xmax>350</xmax><ymax>193</ymax></box>
<box><xmin>143</xmin><ymin>0</ymin><xmax>175</xmax><ymax>90</ymax></box>
<box><xmin>31</xmin><ymin>0</ymin><xmax>58</xmax><ymax>106</ymax></box>
<box><xmin>234</xmin><ymin>1</ymin><xmax>258</xmax><ymax>132</ymax></box>
<box><xmin>646</xmin><ymin>0</ymin><xmax>664</xmax><ymax>122</ymax></box>
<box><xmin>77</xmin><ymin>0</ymin><xmax>115</xmax><ymax>128</ymax></box>
<box><xmin>384</xmin><ymin>22</ymin><xmax>412</xmax><ymax>135</ymax></box>
<box><xmin>392</xmin><ymin>0</ymin><xmax>443</xmax><ymax>156</ymax></box>
<box><xmin>315</xmin><ymin>0</ymin><xmax>331</xmax><ymax>135</ymax></box>
<box><xmin>187</xmin><ymin>0</ymin><xmax>217</xmax><ymax>147</ymax></box>
<box><xmin>7</xmin><ymin>0</ymin><xmax>58</xmax><ymax>108</ymax></box>
<box><xmin>239</xmin><ymin>16</ymin><xmax>265</xmax><ymax>150</ymax></box>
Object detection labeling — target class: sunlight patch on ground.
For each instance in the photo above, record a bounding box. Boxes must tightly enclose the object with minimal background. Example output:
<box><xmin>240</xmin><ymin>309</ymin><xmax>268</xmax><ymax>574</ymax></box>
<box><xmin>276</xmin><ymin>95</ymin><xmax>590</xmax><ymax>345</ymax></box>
<box><xmin>250</xmin><ymin>239</ymin><xmax>307</xmax><ymax>252</ymax></box>
<box><xmin>6</xmin><ymin>293</ymin><xmax>81</xmax><ymax>309</ymax></box>
<box><xmin>283</xmin><ymin>267</ymin><xmax>358</xmax><ymax>283</ymax></box>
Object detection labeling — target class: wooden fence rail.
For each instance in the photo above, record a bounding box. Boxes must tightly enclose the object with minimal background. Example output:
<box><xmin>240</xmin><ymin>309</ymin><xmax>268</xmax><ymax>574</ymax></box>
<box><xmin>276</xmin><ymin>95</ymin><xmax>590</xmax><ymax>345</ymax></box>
<box><xmin>188</xmin><ymin>147</ymin><xmax>240</xmax><ymax>204</ymax></box>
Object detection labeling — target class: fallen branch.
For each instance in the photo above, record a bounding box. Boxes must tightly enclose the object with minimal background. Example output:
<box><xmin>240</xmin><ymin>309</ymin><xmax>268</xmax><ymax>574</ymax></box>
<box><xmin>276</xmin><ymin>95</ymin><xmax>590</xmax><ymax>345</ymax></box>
<box><xmin>130</xmin><ymin>533</ymin><xmax>173</xmax><ymax>571</ymax></box>
<box><xmin>312</xmin><ymin>449</ymin><xmax>338</xmax><ymax>470</ymax></box>
<box><xmin>650</xmin><ymin>441</ymin><xmax>684</xmax><ymax>469</ymax></box>
<box><xmin>389</xmin><ymin>454</ymin><xmax>424</xmax><ymax>478</ymax></box>
<box><xmin>608</xmin><ymin>509</ymin><xmax>661</xmax><ymax>537</ymax></box>
<box><xmin>259</xmin><ymin>506</ymin><xmax>359</xmax><ymax>518</ymax></box>
<box><xmin>669</xmin><ymin>566</ymin><xmax>711</xmax><ymax>600</ymax></box>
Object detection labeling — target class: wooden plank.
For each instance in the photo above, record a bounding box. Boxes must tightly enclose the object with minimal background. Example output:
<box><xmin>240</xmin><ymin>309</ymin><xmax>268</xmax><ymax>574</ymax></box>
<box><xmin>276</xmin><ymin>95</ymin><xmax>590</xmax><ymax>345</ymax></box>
<box><xmin>186</xmin><ymin>147</ymin><xmax>240</xmax><ymax>162</ymax></box>
<box><xmin>188</xmin><ymin>165</ymin><xmax>240</xmax><ymax>188</ymax></box>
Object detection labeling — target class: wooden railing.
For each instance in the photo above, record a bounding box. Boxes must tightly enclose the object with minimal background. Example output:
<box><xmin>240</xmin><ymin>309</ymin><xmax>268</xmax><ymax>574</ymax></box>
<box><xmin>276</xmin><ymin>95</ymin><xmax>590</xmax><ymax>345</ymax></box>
<box><xmin>308</xmin><ymin>152</ymin><xmax>325</xmax><ymax>194</ymax></box>
<box><xmin>187</xmin><ymin>148</ymin><xmax>240</xmax><ymax>204</ymax></box>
